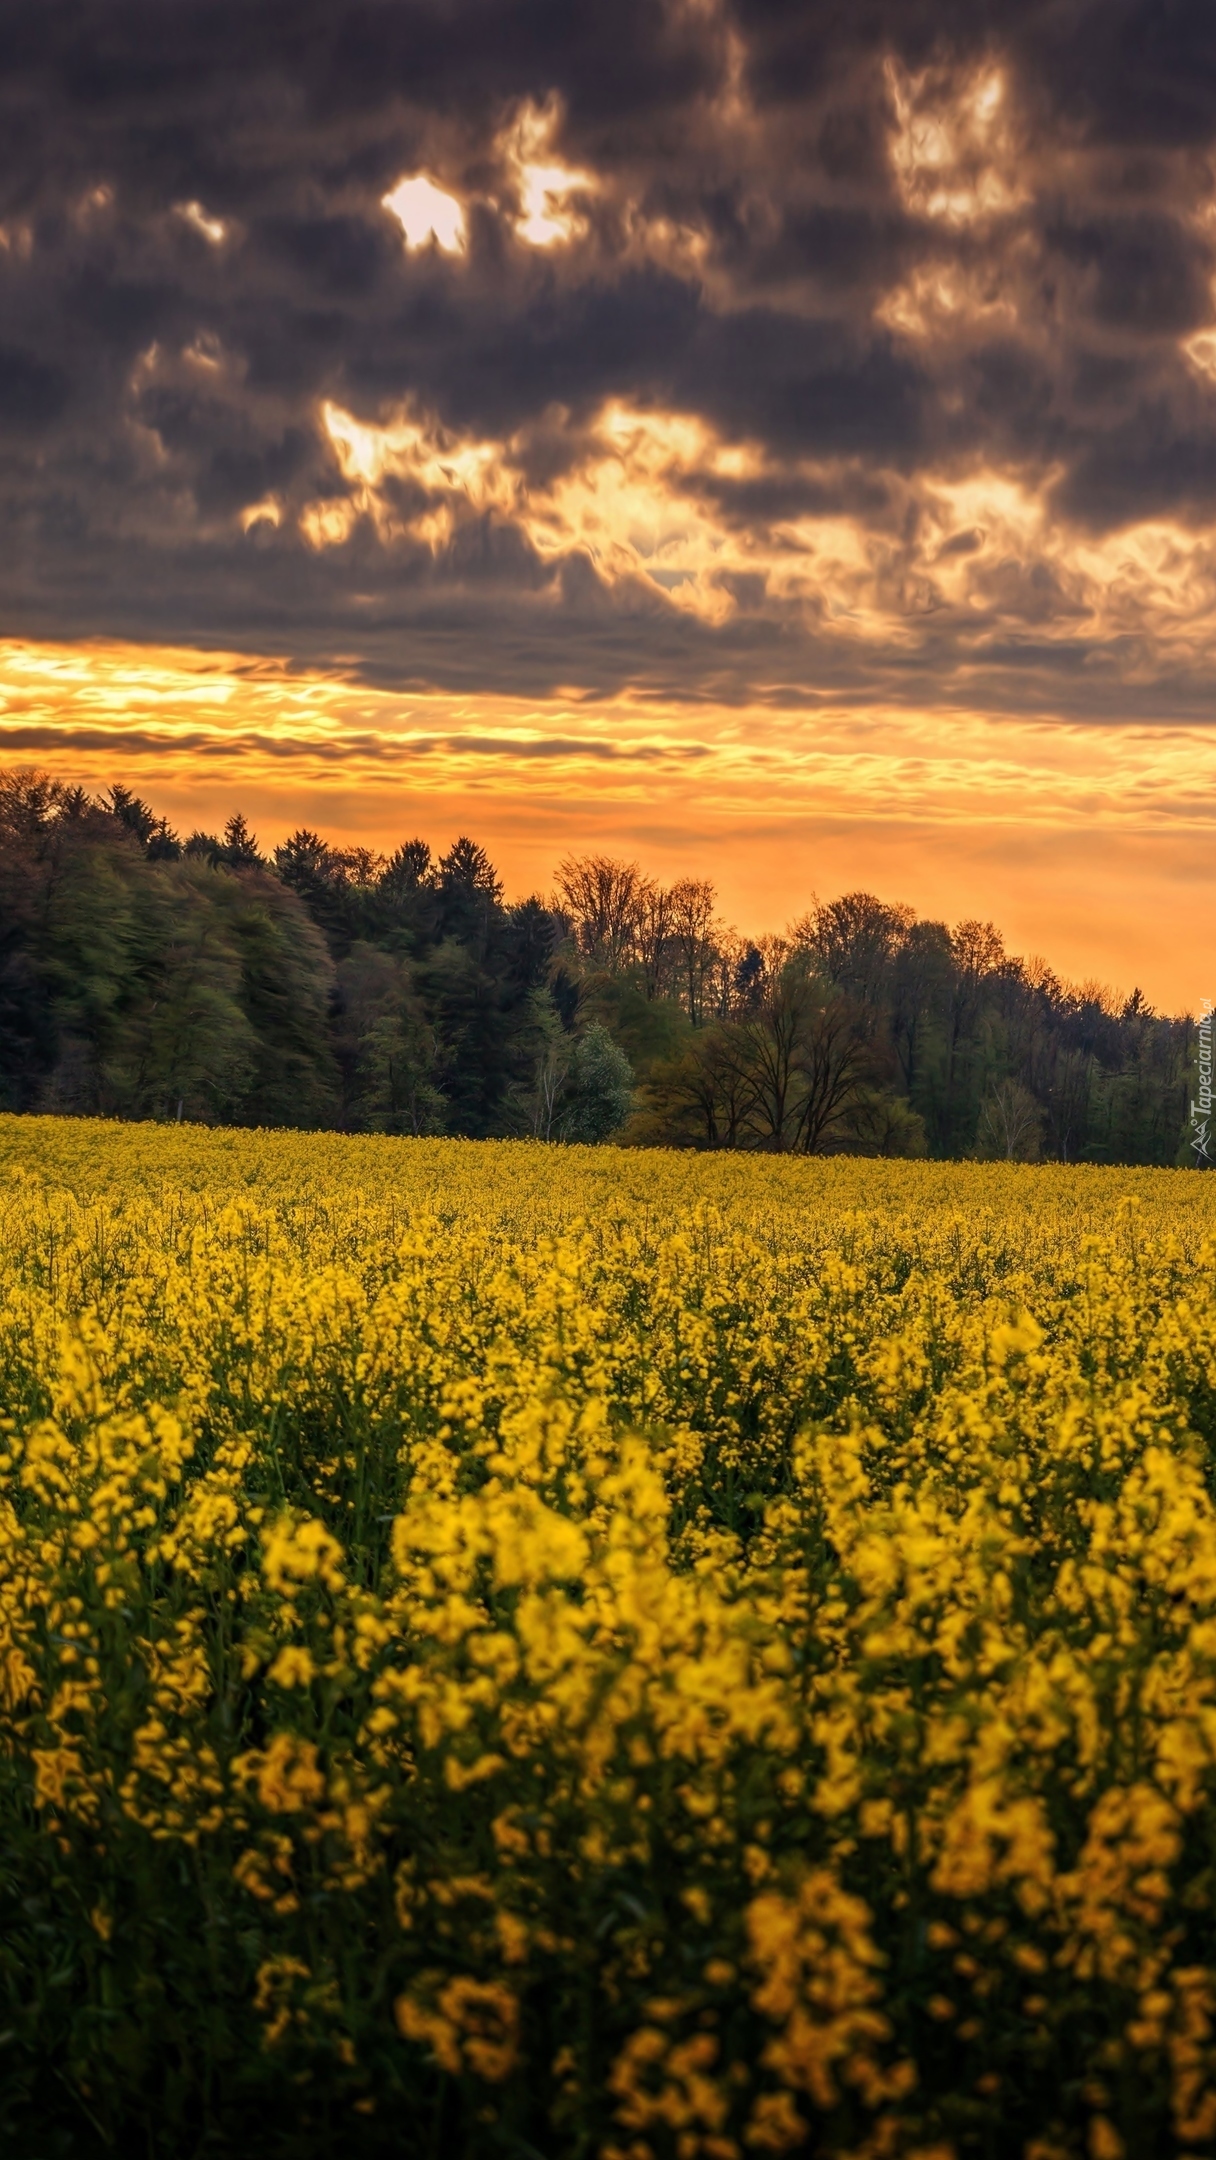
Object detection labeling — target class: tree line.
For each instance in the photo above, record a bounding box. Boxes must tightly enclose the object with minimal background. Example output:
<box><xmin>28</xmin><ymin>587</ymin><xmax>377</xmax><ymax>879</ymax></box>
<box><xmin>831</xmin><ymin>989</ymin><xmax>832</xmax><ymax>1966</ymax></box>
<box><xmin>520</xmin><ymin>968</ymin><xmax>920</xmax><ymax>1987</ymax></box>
<box><xmin>0</xmin><ymin>769</ymin><xmax>1197</xmax><ymax>1162</ymax></box>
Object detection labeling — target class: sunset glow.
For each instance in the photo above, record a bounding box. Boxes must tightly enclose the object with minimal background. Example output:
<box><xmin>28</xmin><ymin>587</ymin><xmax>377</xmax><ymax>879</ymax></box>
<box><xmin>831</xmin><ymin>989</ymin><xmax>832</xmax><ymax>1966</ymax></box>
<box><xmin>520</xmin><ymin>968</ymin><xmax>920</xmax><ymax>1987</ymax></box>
<box><xmin>1</xmin><ymin>634</ymin><xmax>1209</xmax><ymax>1010</ymax></box>
<box><xmin>1</xmin><ymin>2</ymin><xmax>1211</xmax><ymax>1022</ymax></box>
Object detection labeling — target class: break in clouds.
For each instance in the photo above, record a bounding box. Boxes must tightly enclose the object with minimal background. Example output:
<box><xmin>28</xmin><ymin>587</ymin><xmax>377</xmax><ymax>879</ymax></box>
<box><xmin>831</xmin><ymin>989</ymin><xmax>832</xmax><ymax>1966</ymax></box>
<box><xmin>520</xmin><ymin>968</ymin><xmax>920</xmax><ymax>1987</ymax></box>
<box><xmin>6</xmin><ymin>0</ymin><xmax>1216</xmax><ymax>716</ymax></box>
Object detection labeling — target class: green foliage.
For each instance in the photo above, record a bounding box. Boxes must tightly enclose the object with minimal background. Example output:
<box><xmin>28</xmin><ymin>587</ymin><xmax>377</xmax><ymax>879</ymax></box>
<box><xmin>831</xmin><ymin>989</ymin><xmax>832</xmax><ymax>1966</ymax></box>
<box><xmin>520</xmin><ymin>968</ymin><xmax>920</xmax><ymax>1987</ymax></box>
<box><xmin>0</xmin><ymin>778</ymin><xmax>1197</xmax><ymax>1162</ymax></box>
<box><xmin>222</xmin><ymin>873</ymin><xmax>339</xmax><ymax>1128</ymax></box>
<box><xmin>511</xmin><ymin>988</ymin><xmax>571</xmax><ymax>1140</ymax></box>
<box><xmin>844</xmin><ymin>1086</ymin><xmax>928</xmax><ymax>1158</ymax></box>
<box><xmin>0</xmin><ymin>782</ymin><xmax>337</xmax><ymax>1127</ymax></box>
<box><xmin>581</xmin><ymin>971</ymin><xmax>691</xmax><ymax>1075</ymax></box>
<box><xmin>335</xmin><ymin>943</ymin><xmax>444</xmax><ymax>1135</ymax></box>
<box><xmin>510</xmin><ymin>1004</ymin><xmax>635</xmax><ymax>1144</ymax></box>
<box><xmin>558</xmin><ymin>1020</ymin><xmax>634</xmax><ymax>1141</ymax></box>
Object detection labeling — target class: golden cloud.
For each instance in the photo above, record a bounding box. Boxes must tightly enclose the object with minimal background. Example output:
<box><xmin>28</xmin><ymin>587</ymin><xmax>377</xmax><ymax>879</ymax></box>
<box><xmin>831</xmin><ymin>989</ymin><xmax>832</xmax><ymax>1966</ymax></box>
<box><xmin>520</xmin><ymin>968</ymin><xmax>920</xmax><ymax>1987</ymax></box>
<box><xmin>282</xmin><ymin>391</ymin><xmax>1216</xmax><ymax>685</ymax></box>
<box><xmin>379</xmin><ymin>102</ymin><xmax>594</xmax><ymax>263</ymax></box>
<box><xmin>381</xmin><ymin>174</ymin><xmax>466</xmax><ymax>253</ymax></box>
<box><xmin>500</xmin><ymin>99</ymin><xmax>595</xmax><ymax>248</ymax></box>
<box><xmin>885</xmin><ymin>59</ymin><xmax>1027</xmax><ymax>226</ymax></box>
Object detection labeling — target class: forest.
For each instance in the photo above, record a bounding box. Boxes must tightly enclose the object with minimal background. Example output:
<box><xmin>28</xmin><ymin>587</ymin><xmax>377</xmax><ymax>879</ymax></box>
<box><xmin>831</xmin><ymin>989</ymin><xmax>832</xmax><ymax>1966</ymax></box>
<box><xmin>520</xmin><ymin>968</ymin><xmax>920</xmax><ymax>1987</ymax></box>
<box><xmin>0</xmin><ymin>768</ymin><xmax>1197</xmax><ymax>1163</ymax></box>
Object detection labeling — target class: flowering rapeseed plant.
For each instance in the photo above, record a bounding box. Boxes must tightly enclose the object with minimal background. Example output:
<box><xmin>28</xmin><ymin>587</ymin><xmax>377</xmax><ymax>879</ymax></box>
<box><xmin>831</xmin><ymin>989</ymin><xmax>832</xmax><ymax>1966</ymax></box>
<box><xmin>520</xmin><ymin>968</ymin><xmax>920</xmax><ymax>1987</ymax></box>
<box><xmin>0</xmin><ymin>1116</ymin><xmax>1215</xmax><ymax>2156</ymax></box>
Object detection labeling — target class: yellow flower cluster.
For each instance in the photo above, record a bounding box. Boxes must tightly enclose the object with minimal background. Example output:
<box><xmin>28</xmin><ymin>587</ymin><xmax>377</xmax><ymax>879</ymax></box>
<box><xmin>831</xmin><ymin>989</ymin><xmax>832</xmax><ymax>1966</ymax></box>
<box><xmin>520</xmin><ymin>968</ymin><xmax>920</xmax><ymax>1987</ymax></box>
<box><xmin>1</xmin><ymin>1114</ymin><xmax>1215</xmax><ymax>2158</ymax></box>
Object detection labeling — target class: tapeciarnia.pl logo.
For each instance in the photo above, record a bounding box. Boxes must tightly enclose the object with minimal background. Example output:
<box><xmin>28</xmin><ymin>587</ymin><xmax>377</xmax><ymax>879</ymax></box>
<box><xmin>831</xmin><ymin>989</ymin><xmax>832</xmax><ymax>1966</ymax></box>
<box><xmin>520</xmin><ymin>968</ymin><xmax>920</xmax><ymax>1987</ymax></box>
<box><xmin>1192</xmin><ymin>997</ymin><xmax>1214</xmax><ymax>1164</ymax></box>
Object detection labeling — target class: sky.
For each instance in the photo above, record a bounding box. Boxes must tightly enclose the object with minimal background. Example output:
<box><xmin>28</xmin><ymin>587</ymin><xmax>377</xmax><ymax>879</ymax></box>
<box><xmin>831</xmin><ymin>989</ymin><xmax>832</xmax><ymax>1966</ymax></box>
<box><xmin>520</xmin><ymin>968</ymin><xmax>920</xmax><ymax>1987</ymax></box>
<box><xmin>1</xmin><ymin>0</ymin><xmax>1214</xmax><ymax>1011</ymax></box>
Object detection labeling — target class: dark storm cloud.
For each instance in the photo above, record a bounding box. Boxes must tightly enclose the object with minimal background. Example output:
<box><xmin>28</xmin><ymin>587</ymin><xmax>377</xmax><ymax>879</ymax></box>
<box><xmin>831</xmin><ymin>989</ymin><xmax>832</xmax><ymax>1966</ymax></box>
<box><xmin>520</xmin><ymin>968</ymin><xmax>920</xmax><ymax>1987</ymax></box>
<box><xmin>6</xmin><ymin>0</ymin><xmax>1216</xmax><ymax>713</ymax></box>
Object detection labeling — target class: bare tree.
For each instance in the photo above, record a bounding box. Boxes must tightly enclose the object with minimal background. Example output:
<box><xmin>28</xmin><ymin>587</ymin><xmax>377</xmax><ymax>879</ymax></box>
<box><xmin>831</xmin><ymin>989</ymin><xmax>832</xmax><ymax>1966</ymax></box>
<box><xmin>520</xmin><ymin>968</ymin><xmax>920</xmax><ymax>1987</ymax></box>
<box><xmin>528</xmin><ymin>1035</ymin><xmax>570</xmax><ymax>1140</ymax></box>
<box><xmin>789</xmin><ymin>984</ymin><xmax>877</xmax><ymax>1153</ymax></box>
<box><xmin>890</xmin><ymin>917</ymin><xmax>953</xmax><ymax>1094</ymax></box>
<box><xmin>952</xmin><ymin>918</ymin><xmax>1006</xmax><ymax>988</ymax></box>
<box><xmin>661</xmin><ymin>877</ymin><xmax>713</xmax><ymax>1023</ymax></box>
<box><xmin>736</xmin><ymin>976</ymin><xmax>811</xmax><ymax>1149</ymax></box>
<box><xmin>634</xmin><ymin>879</ymin><xmax>676</xmax><ymax>1000</ymax></box>
<box><xmin>976</xmin><ymin>1079</ymin><xmax>1044</xmax><ymax>1161</ymax></box>
<box><xmin>843</xmin><ymin>1088</ymin><xmax>928</xmax><ymax>1157</ymax></box>
<box><xmin>628</xmin><ymin>1024</ymin><xmax>758</xmax><ymax>1148</ymax></box>
<box><xmin>944</xmin><ymin>917</ymin><xmax>1007</xmax><ymax>1123</ymax></box>
<box><xmin>643</xmin><ymin>972</ymin><xmax>872</xmax><ymax>1154</ymax></box>
<box><xmin>706</xmin><ymin>928</ymin><xmax>749</xmax><ymax>1020</ymax></box>
<box><xmin>740</xmin><ymin>934</ymin><xmax>790</xmax><ymax>1013</ymax></box>
<box><xmin>794</xmin><ymin>892</ymin><xmax>914</xmax><ymax>1009</ymax></box>
<box><xmin>554</xmin><ymin>854</ymin><xmax>648</xmax><ymax>972</ymax></box>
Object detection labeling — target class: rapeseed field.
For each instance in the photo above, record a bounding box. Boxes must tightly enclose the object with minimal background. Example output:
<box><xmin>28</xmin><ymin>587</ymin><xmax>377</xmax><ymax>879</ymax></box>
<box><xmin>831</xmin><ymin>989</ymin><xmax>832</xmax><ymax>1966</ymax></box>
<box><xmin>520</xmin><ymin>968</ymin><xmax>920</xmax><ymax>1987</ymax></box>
<box><xmin>2</xmin><ymin>1117</ymin><xmax>1216</xmax><ymax>2160</ymax></box>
